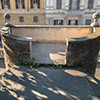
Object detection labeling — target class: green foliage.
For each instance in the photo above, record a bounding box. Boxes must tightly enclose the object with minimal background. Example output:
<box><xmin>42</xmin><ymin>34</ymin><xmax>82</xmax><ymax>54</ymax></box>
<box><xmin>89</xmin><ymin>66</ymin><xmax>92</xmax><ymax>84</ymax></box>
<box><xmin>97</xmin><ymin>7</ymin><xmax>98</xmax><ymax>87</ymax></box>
<box><xmin>43</xmin><ymin>64</ymin><xmax>65</xmax><ymax>69</ymax></box>
<box><xmin>15</xmin><ymin>57</ymin><xmax>40</xmax><ymax>69</ymax></box>
<box><xmin>15</xmin><ymin>61</ymin><xmax>25</xmax><ymax>66</ymax></box>
<box><xmin>73</xmin><ymin>61</ymin><xmax>82</xmax><ymax>67</ymax></box>
<box><xmin>15</xmin><ymin>58</ymin><xmax>65</xmax><ymax>69</ymax></box>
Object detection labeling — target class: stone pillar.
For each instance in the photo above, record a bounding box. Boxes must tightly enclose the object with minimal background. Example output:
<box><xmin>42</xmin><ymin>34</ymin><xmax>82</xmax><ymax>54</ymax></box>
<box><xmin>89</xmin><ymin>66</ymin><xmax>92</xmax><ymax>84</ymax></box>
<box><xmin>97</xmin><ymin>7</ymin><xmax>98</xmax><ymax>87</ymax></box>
<box><xmin>96</xmin><ymin>0</ymin><xmax>100</xmax><ymax>9</ymax></box>
<box><xmin>45</xmin><ymin>0</ymin><xmax>49</xmax><ymax>10</ymax></box>
<box><xmin>80</xmin><ymin>0</ymin><xmax>84</xmax><ymax>10</ymax></box>
<box><xmin>65</xmin><ymin>0</ymin><xmax>69</xmax><ymax>10</ymax></box>
<box><xmin>50</xmin><ymin>0</ymin><xmax>53</xmax><ymax>9</ymax></box>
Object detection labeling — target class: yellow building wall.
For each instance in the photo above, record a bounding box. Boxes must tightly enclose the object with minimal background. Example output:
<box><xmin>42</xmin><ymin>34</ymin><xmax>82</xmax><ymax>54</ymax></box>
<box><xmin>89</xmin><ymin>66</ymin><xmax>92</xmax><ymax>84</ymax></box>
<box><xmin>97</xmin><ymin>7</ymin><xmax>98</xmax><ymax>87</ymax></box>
<box><xmin>0</xmin><ymin>0</ymin><xmax>46</xmax><ymax>27</ymax></box>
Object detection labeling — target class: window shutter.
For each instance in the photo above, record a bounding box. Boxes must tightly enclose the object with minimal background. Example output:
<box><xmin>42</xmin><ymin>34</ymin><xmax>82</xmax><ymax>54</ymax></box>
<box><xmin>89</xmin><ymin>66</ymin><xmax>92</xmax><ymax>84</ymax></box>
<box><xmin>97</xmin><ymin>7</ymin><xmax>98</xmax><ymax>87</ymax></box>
<box><xmin>15</xmin><ymin>0</ymin><xmax>18</xmax><ymax>9</ymax></box>
<box><xmin>1</xmin><ymin>0</ymin><xmax>4</xmax><ymax>9</ymax></box>
<box><xmin>69</xmin><ymin>0</ymin><xmax>72</xmax><ymax>9</ymax></box>
<box><xmin>23</xmin><ymin>0</ymin><xmax>25</xmax><ymax>9</ymax></box>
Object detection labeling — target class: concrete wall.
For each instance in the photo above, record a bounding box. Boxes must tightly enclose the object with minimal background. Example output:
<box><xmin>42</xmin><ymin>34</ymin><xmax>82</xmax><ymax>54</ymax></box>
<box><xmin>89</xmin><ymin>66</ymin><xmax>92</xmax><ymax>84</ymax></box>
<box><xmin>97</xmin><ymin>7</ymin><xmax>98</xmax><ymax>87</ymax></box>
<box><xmin>1</xmin><ymin>33</ymin><xmax>32</xmax><ymax>68</ymax></box>
<box><xmin>11</xmin><ymin>25</ymin><xmax>93</xmax><ymax>42</ymax></box>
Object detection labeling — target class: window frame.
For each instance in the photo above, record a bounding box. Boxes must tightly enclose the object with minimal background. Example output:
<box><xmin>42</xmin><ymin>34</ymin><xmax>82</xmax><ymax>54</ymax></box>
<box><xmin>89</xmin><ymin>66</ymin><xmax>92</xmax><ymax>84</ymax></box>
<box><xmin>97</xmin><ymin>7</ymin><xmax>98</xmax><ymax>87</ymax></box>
<box><xmin>69</xmin><ymin>0</ymin><xmax>80</xmax><ymax>10</ymax></box>
<box><xmin>85</xmin><ymin>19</ymin><xmax>91</xmax><ymax>25</ymax></box>
<box><xmin>56</xmin><ymin>0</ymin><xmax>62</xmax><ymax>9</ymax></box>
<box><xmin>1</xmin><ymin>0</ymin><xmax>10</xmax><ymax>9</ymax></box>
<box><xmin>15</xmin><ymin>0</ymin><xmax>25</xmax><ymax>9</ymax></box>
<box><xmin>88</xmin><ymin>0</ymin><xmax>94</xmax><ymax>9</ymax></box>
<box><xmin>31</xmin><ymin>0</ymin><xmax>40</xmax><ymax>9</ymax></box>
<box><xmin>19</xmin><ymin>16</ymin><xmax>24</xmax><ymax>22</ymax></box>
<box><xmin>33</xmin><ymin>16</ymin><xmax>39</xmax><ymax>22</ymax></box>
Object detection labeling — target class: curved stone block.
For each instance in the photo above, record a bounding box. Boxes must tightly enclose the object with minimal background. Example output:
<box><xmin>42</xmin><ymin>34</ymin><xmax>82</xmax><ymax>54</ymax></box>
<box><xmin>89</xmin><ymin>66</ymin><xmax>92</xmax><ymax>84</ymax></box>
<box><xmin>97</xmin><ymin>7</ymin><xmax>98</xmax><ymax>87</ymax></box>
<box><xmin>66</xmin><ymin>31</ymin><xmax>100</xmax><ymax>75</ymax></box>
<box><xmin>1</xmin><ymin>33</ymin><xmax>32</xmax><ymax>68</ymax></box>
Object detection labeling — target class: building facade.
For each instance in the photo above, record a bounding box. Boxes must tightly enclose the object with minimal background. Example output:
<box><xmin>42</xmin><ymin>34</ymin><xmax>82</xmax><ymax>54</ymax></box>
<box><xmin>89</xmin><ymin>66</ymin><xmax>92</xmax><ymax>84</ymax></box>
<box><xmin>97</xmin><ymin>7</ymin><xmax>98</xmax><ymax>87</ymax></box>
<box><xmin>45</xmin><ymin>0</ymin><xmax>100</xmax><ymax>25</ymax></box>
<box><xmin>0</xmin><ymin>0</ymin><xmax>46</xmax><ymax>28</ymax></box>
<box><xmin>0</xmin><ymin>0</ymin><xmax>100</xmax><ymax>27</ymax></box>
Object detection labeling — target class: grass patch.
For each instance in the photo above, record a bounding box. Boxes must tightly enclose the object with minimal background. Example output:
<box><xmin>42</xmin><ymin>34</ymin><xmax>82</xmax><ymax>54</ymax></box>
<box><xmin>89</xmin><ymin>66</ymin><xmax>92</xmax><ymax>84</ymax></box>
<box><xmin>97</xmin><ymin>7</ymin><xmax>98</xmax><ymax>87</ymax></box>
<box><xmin>15</xmin><ymin>58</ymin><xmax>66</xmax><ymax>69</ymax></box>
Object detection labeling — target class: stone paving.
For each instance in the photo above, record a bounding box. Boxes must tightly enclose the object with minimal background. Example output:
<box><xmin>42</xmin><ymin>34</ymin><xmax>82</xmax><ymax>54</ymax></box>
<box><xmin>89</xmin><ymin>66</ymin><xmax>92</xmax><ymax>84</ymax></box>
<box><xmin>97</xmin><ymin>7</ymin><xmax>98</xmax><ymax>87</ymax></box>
<box><xmin>0</xmin><ymin>59</ymin><xmax>6</xmax><ymax>75</ymax></box>
<box><xmin>0</xmin><ymin>60</ymin><xmax>100</xmax><ymax>100</ymax></box>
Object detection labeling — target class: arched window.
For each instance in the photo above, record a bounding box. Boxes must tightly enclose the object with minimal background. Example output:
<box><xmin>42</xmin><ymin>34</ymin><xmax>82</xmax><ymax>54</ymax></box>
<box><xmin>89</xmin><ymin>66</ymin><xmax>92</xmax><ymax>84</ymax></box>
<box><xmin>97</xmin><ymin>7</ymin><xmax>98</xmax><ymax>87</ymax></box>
<box><xmin>1</xmin><ymin>0</ymin><xmax>10</xmax><ymax>9</ymax></box>
<box><xmin>88</xmin><ymin>0</ymin><xmax>94</xmax><ymax>9</ymax></box>
<box><xmin>69</xmin><ymin>0</ymin><xmax>80</xmax><ymax>10</ymax></box>
<box><xmin>15</xmin><ymin>0</ymin><xmax>25</xmax><ymax>9</ymax></box>
<box><xmin>56</xmin><ymin>0</ymin><xmax>62</xmax><ymax>9</ymax></box>
<box><xmin>31</xmin><ymin>0</ymin><xmax>40</xmax><ymax>9</ymax></box>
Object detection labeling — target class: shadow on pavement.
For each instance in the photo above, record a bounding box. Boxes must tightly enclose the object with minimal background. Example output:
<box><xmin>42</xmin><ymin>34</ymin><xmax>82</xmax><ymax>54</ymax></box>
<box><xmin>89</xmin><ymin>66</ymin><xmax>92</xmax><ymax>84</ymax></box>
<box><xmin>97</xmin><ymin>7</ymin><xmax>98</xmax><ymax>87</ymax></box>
<box><xmin>0</xmin><ymin>65</ymin><xmax>100</xmax><ymax>100</ymax></box>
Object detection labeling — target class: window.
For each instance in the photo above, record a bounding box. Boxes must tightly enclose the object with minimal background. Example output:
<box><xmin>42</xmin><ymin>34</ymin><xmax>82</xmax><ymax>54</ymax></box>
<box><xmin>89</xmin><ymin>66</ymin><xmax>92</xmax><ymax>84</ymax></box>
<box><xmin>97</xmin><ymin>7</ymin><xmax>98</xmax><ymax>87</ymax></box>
<box><xmin>1</xmin><ymin>0</ymin><xmax>10</xmax><ymax>9</ymax></box>
<box><xmin>19</xmin><ymin>16</ymin><xmax>24</xmax><ymax>22</ymax></box>
<box><xmin>15</xmin><ymin>0</ymin><xmax>25</xmax><ymax>9</ymax></box>
<box><xmin>54</xmin><ymin>20</ymin><xmax>63</xmax><ymax>25</ymax></box>
<box><xmin>56</xmin><ymin>0</ymin><xmax>62</xmax><ymax>9</ymax></box>
<box><xmin>68</xmin><ymin>20</ymin><xmax>78</xmax><ymax>25</ymax></box>
<box><xmin>33</xmin><ymin>16</ymin><xmax>38</xmax><ymax>22</ymax></box>
<box><xmin>88</xmin><ymin>0</ymin><xmax>94</xmax><ymax>9</ymax></box>
<box><xmin>85</xmin><ymin>19</ymin><xmax>91</xmax><ymax>25</ymax></box>
<box><xmin>69</xmin><ymin>0</ymin><xmax>80</xmax><ymax>10</ymax></box>
<box><xmin>31</xmin><ymin>0</ymin><xmax>40</xmax><ymax>9</ymax></box>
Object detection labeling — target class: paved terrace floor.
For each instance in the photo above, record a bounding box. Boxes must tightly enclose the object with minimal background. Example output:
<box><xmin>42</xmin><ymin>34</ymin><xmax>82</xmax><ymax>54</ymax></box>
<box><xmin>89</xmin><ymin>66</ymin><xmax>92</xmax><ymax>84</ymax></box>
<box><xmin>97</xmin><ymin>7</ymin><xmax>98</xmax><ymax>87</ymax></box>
<box><xmin>0</xmin><ymin>59</ymin><xmax>6</xmax><ymax>75</ymax></box>
<box><xmin>0</xmin><ymin>59</ymin><xmax>100</xmax><ymax>100</ymax></box>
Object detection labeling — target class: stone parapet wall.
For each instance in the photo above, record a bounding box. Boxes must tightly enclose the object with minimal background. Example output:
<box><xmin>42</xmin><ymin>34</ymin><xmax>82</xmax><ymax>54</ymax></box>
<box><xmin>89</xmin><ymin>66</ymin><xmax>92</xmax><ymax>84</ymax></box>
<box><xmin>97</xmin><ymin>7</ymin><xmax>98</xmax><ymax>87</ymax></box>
<box><xmin>11</xmin><ymin>25</ymin><xmax>93</xmax><ymax>42</ymax></box>
<box><xmin>66</xmin><ymin>29</ymin><xmax>100</xmax><ymax>75</ymax></box>
<box><xmin>1</xmin><ymin>33</ymin><xmax>32</xmax><ymax>68</ymax></box>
